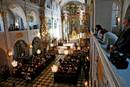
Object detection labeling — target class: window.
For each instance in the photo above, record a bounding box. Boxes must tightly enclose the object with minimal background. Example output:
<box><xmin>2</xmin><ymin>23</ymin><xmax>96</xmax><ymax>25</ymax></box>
<box><xmin>0</xmin><ymin>14</ymin><xmax>4</xmax><ymax>32</ymax></box>
<box><xmin>112</xmin><ymin>2</ymin><xmax>120</xmax><ymax>27</ymax></box>
<box><xmin>48</xmin><ymin>19</ymin><xmax>52</xmax><ymax>29</ymax></box>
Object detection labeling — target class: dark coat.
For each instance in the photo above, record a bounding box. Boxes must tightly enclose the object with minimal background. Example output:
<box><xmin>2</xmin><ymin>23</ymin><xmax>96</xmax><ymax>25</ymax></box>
<box><xmin>114</xmin><ymin>28</ymin><xmax>130</xmax><ymax>54</ymax></box>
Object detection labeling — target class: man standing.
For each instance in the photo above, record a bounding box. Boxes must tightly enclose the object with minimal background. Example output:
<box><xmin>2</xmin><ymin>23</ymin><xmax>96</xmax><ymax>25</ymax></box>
<box><xmin>111</xmin><ymin>16</ymin><xmax>130</xmax><ymax>57</ymax></box>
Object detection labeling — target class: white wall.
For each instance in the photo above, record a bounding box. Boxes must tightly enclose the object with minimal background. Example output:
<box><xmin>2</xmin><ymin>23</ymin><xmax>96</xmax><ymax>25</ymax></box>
<box><xmin>60</xmin><ymin>0</ymin><xmax>85</xmax><ymax>7</ymax></box>
<box><xmin>95</xmin><ymin>0</ymin><xmax>113</xmax><ymax>31</ymax></box>
<box><xmin>0</xmin><ymin>33</ymin><xmax>7</xmax><ymax>51</ymax></box>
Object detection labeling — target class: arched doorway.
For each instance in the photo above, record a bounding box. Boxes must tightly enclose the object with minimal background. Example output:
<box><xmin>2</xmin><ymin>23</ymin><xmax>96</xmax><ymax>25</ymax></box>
<box><xmin>32</xmin><ymin>37</ymin><xmax>42</xmax><ymax>55</ymax></box>
<box><xmin>13</xmin><ymin>40</ymin><xmax>29</xmax><ymax>59</ymax></box>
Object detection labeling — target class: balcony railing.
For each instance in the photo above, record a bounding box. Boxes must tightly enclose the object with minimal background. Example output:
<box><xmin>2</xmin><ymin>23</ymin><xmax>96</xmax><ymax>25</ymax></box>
<box><xmin>89</xmin><ymin>36</ymin><xmax>125</xmax><ymax>87</ymax></box>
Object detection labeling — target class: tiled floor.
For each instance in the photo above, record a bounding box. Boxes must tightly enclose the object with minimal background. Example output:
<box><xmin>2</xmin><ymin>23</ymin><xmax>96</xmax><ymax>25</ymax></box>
<box><xmin>0</xmin><ymin>55</ymin><xmax>90</xmax><ymax>87</ymax></box>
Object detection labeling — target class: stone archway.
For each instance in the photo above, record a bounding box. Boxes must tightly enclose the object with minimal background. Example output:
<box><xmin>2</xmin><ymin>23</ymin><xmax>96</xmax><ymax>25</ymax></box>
<box><xmin>32</xmin><ymin>37</ymin><xmax>42</xmax><ymax>55</ymax></box>
<box><xmin>8</xmin><ymin>4</ymin><xmax>27</xmax><ymax>29</ymax></box>
<box><xmin>13</xmin><ymin>40</ymin><xmax>29</xmax><ymax>59</ymax></box>
<box><xmin>60</xmin><ymin>0</ymin><xmax>85</xmax><ymax>7</ymax></box>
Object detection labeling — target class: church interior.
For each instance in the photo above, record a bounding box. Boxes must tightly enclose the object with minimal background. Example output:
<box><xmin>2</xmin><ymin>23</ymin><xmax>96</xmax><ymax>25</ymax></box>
<box><xmin>0</xmin><ymin>0</ymin><xmax>130</xmax><ymax>87</ymax></box>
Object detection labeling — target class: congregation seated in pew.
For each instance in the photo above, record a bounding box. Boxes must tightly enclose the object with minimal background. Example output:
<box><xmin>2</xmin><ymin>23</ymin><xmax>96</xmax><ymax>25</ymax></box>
<box><xmin>12</xmin><ymin>52</ymin><xmax>56</xmax><ymax>81</ymax></box>
<box><xmin>54</xmin><ymin>50</ymin><xmax>90</xmax><ymax>84</ymax></box>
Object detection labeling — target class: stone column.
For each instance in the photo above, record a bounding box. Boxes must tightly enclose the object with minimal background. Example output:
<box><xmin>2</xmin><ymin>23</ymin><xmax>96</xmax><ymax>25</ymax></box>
<box><xmin>39</xmin><ymin>0</ymin><xmax>49</xmax><ymax>50</ymax></box>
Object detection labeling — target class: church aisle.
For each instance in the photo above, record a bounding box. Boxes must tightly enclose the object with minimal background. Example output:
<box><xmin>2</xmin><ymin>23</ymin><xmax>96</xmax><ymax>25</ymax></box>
<box><xmin>0</xmin><ymin>55</ymin><xmax>89</xmax><ymax>87</ymax></box>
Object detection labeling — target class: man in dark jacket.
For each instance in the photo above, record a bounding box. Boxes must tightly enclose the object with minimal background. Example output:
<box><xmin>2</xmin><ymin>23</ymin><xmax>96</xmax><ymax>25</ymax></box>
<box><xmin>111</xmin><ymin>16</ymin><xmax>130</xmax><ymax>56</ymax></box>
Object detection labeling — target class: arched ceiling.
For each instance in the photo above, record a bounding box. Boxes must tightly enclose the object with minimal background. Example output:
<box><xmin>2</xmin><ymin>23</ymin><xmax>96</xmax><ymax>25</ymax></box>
<box><xmin>59</xmin><ymin>0</ymin><xmax>85</xmax><ymax>7</ymax></box>
<box><xmin>62</xmin><ymin>1</ymin><xmax>83</xmax><ymax>10</ymax></box>
<box><xmin>9</xmin><ymin>4</ymin><xmax>23</xmax><ymax>17</ymax></box>
<box><xmin>9</xmin><ymin>4</ymin><xmax>27</xmax><ymax>28</ymax></box>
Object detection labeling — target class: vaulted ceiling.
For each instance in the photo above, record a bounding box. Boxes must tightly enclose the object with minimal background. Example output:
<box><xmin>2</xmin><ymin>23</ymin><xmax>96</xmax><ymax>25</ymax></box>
<box><xmin>59</xmin><ymin>0</ymin><xmax>86</xmax><ymax>7</ymax></box>
<box><xmin>59</xmin><ymin>0</ymin><xmax>124</xmax><ymax>6</ymax></box>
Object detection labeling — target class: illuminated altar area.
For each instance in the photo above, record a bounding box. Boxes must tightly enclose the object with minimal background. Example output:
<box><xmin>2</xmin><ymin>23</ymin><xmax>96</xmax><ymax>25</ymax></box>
<box><xmin>69</xmin><ymin>28</ymin><xmax>79</xmax><ymax>41</ymax></box>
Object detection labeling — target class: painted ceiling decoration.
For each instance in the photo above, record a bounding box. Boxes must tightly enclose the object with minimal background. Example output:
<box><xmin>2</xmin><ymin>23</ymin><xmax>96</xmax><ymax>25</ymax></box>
<box><xmin>60</xmin><ymin>0</ymin><xmax>85</xmax><ymax>7</ymax></box>
<box><xmin>62</xmin><ymin>1</ymin><xmax>86</xmax><ymax>19</ymax></box>
<box><xmin>64</xmin><ymin>2</ymin><xmax>80</xmax><ymax>14</ymax></box>
<box><xmin>28</xmin><ymin>0</ymin><xmax>85</xmax><ymax>8</ymax></box>
<box><xmin>8</xmin><ymin>4</ymin><xmax>28</xmax><ymax>28</ymax></box>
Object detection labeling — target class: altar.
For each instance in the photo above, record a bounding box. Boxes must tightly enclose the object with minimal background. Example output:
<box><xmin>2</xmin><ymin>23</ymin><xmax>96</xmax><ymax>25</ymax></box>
<box><xmin>58</xmin><ymin>43</ymin><xmax>75</xmax><ymax>54</ymax></box>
